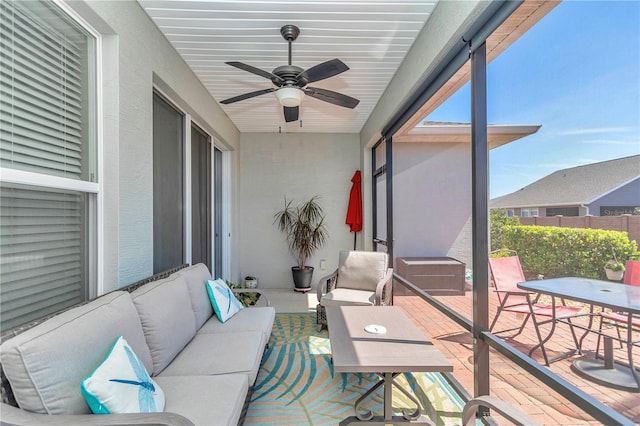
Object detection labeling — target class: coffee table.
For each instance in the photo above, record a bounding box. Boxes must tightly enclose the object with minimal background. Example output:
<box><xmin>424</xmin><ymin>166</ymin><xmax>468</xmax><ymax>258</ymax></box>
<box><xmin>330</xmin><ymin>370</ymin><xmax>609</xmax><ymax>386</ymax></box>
<box><xmin>326</xmin><ymin>305</ymin><xmax>453</xmax><ymax>424</ymax></box>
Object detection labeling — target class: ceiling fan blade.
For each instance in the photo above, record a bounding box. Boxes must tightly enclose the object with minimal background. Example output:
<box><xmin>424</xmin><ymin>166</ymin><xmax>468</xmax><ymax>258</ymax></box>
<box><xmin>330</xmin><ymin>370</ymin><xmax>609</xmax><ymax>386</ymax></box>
<box><xmin>297</xmin><ymin>59</ymin><xmax>349</xmax><ymax>84</ymax></box>
<box><xmin>220</xmin><ymin>88</ymin><xmax>275</xmax><ymax>104</ymax></box>
<box><xmin>283</xmin><ymin>106</ymin><xmax>299</xmax><ymax>122</ymax></box>
<box><xmin>305</xmin><ymin>87</ymin><xmax>360</xmax><ymax>109</ymax></box>
<box><xmin>225</xmin><ymin>61</ymin><xmax>284</xmax><ymax>85</ymax></box>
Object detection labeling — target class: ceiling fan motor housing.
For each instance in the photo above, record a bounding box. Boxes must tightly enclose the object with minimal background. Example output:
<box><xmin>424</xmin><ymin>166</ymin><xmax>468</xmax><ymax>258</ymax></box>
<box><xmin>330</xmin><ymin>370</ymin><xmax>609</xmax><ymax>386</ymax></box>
<box><xmin>272</xmin><ymin>65</ymin><xmax>306</xmax><ymax>87</ymax></box>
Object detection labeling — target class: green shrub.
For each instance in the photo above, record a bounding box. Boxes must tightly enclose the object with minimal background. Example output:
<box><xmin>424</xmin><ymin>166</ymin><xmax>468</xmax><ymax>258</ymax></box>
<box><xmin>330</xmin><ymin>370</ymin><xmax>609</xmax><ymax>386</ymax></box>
<box><xmin>490</xmin><ymin>209</ymin><xmax>520</xmax><ymax>251</ymax></box>
<box><xmin>501</xmin><ymin>225</ymin><xmax>637</xmax><ymax>280</ymax></box>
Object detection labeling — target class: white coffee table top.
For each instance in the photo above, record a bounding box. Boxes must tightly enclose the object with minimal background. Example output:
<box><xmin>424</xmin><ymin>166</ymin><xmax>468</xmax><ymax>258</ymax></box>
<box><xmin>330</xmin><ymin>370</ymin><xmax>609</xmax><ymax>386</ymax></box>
<box><xmin>326</xmin><ymin>305</ymin><xmax>453</xmax><ymax>373</ymax></box>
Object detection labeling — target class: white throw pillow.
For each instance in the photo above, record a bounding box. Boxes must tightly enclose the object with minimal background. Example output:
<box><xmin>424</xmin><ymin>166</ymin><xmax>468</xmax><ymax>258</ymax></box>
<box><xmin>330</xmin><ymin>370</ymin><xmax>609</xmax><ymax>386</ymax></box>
<box><xmin>206</xmin><ymin>278</ymin><xmax>244</xmax><ymax>323</ymax></box>
<box><xmin>81</xmin><ymin>336</ymin><xmax>165</xmax><ymax>414</ymax></box>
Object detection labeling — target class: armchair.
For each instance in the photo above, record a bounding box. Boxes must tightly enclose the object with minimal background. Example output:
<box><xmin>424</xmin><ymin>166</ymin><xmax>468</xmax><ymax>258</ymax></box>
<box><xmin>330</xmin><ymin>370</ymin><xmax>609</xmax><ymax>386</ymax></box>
<box><xmin>316</xmin><ymin>250</ymin><xmax>392</xmax><ymax>331</ymax></box>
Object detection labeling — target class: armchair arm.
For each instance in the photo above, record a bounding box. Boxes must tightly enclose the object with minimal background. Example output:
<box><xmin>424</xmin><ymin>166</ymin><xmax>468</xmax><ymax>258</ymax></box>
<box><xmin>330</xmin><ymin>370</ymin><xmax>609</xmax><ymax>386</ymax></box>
<box><xmin>230</xmin><ymin>288</ymin><xmax>271</xmax><ymax>307</ymax></box>
<box><xmin>462</xmin><ymin>395</ymin><xmax>540</xmax><ymax>426</ymax></box>
<box><xmin>0</xmin><ymin>402</ymin><xmax>195</xmax><ymax>426</ymax></box>
<box><xmin>374</xmin><ymin>268</ymin><xmax>394</xmax><ymax>305</ymax></box>
<box><xmin>316</xmin><ymin>269</ymin><xmax>338</xmax><ymax>303</ymax></box>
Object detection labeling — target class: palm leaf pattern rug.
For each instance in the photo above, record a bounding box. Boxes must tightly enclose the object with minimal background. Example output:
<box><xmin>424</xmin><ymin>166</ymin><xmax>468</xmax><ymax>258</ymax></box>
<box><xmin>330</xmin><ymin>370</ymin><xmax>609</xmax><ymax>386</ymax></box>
<box><xmin>245</xmin><ymin>313</ymin><xmax>464</xmax><ymax>425</ymax></box>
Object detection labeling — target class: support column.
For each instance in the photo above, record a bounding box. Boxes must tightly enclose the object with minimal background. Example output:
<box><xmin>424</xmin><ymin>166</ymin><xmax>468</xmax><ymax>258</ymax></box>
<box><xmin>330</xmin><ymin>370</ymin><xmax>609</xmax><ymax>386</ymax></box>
<box><xmin>471</xmin><ymin>41</ymin><xmax>490</xmax><ymax>399</ymax></box>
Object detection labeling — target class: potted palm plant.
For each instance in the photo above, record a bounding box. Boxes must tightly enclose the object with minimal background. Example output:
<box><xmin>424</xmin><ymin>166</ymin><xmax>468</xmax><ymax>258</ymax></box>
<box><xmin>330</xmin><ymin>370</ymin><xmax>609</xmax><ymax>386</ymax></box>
<box><xmin>274</xmin><ymin>196</ymin><xmax>328</xmax><ymax>292</ymax></box>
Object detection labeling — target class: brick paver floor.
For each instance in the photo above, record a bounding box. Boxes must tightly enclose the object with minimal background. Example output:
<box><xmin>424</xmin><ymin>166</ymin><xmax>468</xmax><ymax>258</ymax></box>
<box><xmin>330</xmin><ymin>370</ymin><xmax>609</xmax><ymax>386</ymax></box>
<box><xmin>394</xmin><ymin>290</ymin><xmax>640</xmax><ymax>425</ymax></box>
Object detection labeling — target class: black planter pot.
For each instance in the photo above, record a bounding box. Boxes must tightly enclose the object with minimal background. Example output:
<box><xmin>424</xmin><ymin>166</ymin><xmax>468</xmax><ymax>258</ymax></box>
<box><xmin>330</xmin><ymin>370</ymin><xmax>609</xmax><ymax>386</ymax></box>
<box><xmin>291</xmin><ymin>266</ymin><xmax>314</xmax><ymax>292</ymax></box>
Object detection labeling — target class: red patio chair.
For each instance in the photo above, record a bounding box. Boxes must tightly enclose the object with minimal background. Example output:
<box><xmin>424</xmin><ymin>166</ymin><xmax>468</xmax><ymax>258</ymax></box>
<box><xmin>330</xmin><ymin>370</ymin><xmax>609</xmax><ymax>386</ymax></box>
<box><xmin>596</xmin><ymin>257</ymin><xmax>640</xmax><ymax>355</ymax></box>
<box><xmin>489</xmin><ymin>250</ymin><xmax>581</xmax><ymax>365</ymax></box>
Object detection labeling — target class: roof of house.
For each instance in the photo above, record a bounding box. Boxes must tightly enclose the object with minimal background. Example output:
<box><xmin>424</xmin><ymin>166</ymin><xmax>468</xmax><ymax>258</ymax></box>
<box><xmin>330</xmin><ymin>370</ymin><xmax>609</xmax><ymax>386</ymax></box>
<box><xmin>394</xmin><ymin>121</ymin><xmax>541</xmax><ymax>149</ymax></box>
<box><xmin>490</xmin><ymin>155</ymin><xmax>640</xmax><ymax>209</ymax></box>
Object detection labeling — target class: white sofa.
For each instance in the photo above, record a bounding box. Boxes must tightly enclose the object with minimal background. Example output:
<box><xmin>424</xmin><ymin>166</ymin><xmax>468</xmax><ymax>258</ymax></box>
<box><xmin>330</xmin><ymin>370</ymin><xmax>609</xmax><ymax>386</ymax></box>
<box><xmin>0</xmin><ymin>264</ymin><xmax>275</xmax><ymax>426</ymax></box>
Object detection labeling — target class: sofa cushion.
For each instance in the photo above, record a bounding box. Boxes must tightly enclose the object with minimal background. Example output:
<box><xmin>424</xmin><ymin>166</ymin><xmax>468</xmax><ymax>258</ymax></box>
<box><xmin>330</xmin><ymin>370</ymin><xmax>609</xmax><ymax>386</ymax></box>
<box><xmin>321</xmin><ymin>288</ymin><xmax>375</xmax><ymax>306</ymax></box>
<box><xmin>81</xmin><ymin>336</ymin><xmax>165</xmax><ymax>414</ymax></box>
<box><xmin>206</xmin><ymin>279</ymin><xmax>244</xmax><ymax>323</ymax></box>
<box><xmin>131</xmin><ymin>275</ymin><xmax>197</xmax><ymax>375</ymax></box>
<box><xmin>176</xmin><ymin>263</ymin><xmax>213</xmax><ymax>329</ymax></box>
<box><xmin>197</xmin><ymin>306</ymin><xmax>275</xmax><ymax>343</ymax></box>
<box><xmin>154</xmin><ymin>374</ymin><xmax>247</xmax><ymax>426</ymax></box>
<box><xmin>338</xmin><ymin>250</ymin><xmax>388</xmax><ymax>291</ymax></box>
<box><xmin>158</xmin><ymin>331</ymin><xmax>264</xmax><ymax>385</ymax></box>
<box><xmin>0</xmin><ymin>291</ymin><xmax>152</xmax><ymax>414</ymax></box>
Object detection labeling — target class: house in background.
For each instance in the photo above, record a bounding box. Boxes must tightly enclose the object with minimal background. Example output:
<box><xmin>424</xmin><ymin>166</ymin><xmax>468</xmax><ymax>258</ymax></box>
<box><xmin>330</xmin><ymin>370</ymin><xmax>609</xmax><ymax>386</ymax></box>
<box><xmin>490</xmin><ymin>155</ymin><xmax>640</xmax><ymax>217</ymax></box>
<box><xmin>392</xmin><ymin>121</ymin><xmax>540</xmax><ymax>267</ymax></box>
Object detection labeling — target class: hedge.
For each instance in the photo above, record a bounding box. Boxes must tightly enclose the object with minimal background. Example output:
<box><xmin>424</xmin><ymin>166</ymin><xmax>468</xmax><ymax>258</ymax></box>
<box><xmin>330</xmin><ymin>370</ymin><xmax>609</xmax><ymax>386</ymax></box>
<box><xmin>499</xmin><ymin>225</ymin><xmax>638</xmax><ymax>280</ymax></box>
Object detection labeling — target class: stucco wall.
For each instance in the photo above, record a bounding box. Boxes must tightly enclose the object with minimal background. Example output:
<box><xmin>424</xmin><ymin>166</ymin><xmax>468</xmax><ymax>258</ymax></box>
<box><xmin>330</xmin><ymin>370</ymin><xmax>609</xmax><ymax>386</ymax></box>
<box><xmin>239</xmin><ymin>133</ymin><xmax>360</xmax><ymax>289</ymax></box>
<box><xmin>392</xmin><ymin>142</ymin><xmax>473</xmax><ymax>269</ymax></box>
<box><xmin>359</xmin><ymin>0</ymin><xmax>490</xmax><ymax>253</ymax></box>
<box><xmin>70</xmin><ymin>0</ymin><xmax>240</xmax><ymax>290</ymax></box>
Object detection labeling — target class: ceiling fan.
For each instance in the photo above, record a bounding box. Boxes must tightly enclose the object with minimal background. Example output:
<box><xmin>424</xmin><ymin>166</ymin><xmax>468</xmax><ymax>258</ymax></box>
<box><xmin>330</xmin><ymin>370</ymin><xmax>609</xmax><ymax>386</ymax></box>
<box><xmin>220</xmin><ymin>24</ymin><xmax>360</xmax><ymax>123</ymax></box>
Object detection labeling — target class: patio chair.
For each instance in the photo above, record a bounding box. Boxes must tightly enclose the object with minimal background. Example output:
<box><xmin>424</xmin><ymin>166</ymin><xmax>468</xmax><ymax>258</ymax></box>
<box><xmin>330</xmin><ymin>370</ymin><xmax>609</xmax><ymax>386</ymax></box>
<box><xmin>596</xmin><ymin>257</ymin><xmax>640</xmax><ymax>355</ymax></box>
<box><xmin>489</xmin><ymin>250</ymin><xmax>581</xmax><ymax>365</ymax></box>
<box><xmin>316</xmin><ymin>250</ymin><xmax>392</xmax><ymax>331</ymax></box>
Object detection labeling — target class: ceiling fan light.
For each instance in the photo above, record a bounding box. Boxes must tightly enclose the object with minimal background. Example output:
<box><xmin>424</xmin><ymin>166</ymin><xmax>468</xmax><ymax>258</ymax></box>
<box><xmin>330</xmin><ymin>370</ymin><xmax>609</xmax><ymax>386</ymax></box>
<box><xmin>276</xmin><ymin>87</ymin><xmax>304</xmax><ymax>107</ymax></box>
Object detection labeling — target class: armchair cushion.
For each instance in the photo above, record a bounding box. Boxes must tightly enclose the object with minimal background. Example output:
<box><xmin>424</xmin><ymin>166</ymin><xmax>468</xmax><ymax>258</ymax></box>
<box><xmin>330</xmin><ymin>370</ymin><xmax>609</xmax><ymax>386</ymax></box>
<box><xmin>320</xmin><ymin>288</ymin><xmax>375</xmax><ymax>307</ymax></box>
<box><xmin>337</xmin><ymin>251</ymin><xmax>388</xmax><ymax>292</ymax></box>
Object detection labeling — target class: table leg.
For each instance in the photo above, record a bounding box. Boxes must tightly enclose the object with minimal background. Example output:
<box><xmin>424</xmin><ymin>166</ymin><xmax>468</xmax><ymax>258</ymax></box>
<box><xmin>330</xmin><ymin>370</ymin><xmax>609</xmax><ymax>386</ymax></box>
<box><xmin>347</xmin><ymin>372</ymin><xmax>434</xmax><ymax>425</ymax></box>
<box><xmin>604</xmin><ymin>336</ymin><xmax>614</xmax><ymax>369</ymax></box>
<box><xmin>392</xmin><ymin>377</ymin><xmax>423</xmax><ymax>420</ymax></box>
<box><xmin>354</xmin><ymin>379</ymin><xmax>385</xmax><ymax>421</ymax></box>
<box><xmin>384</xmin><ymin>372</ymin><xmax>393</xmax><ymax>420</ymax></box>
<box><xmin>625</xmin><ymin>315</ymin><xmax>640</xmax><ymax>389</ymax></box>
<box><xmin>572</xmin><ymin>332</ymin><xmax>639</xmax><ymax>392</ymax></box>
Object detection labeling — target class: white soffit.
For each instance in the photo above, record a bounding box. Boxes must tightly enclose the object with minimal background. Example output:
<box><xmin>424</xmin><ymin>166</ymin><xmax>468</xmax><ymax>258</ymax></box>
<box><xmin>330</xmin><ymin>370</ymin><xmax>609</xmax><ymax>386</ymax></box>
<box><xmin>137</xmin><ymin>0</ymin><xmax>438</xmax><ymax>133</ymax></box>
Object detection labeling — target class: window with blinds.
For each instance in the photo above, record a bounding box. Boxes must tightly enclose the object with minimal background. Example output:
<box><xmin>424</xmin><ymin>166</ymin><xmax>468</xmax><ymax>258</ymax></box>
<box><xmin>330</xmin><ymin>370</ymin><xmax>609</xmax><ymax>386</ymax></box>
<box><xmin>0</xmin><ymin>183</ymin><xmax>88</xmax><ymax>329</ymax></box>
<box><xmin>0</xmin><ymin>0</ymin><xmax>97</xmax><ymax>331</ymax></box>
<box><xmin>0</xmin><ymin>0</ymin><xmax>95</xmax><ymax>181</ymax></box>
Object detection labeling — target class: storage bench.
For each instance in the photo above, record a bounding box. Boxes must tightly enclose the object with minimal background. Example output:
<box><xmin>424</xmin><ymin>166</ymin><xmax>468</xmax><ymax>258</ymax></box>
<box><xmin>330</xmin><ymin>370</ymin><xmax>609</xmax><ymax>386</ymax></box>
<box><xmin>395</xmin><ymin>257</ymin><xmax>466</xmax><ymax>296</ymax></box>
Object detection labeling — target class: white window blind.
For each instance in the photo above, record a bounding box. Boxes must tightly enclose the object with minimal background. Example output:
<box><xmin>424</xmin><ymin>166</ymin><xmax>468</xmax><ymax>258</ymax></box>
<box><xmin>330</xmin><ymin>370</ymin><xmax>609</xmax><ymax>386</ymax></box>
<box><xmin>0</xmin><ymin>184</ymin><xmax>87</xmax><ymax>329</ymax></box>
<box><xmin>0</xmin><ymin>0</ymin><xmax>96</xmax><ymax>331</ymax></box>
<box><xmin>0</xmin><ymin>0</ymin><xmax>92</xmax><ymax>181</ymax></box>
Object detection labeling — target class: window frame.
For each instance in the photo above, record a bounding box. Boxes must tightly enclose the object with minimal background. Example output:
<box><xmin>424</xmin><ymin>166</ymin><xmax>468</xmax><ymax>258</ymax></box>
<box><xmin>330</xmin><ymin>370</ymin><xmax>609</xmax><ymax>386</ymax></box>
<box><xmin>0</xmin><ymin>0</ymin><xmax>104</xmax><ymax>316</ymax></box>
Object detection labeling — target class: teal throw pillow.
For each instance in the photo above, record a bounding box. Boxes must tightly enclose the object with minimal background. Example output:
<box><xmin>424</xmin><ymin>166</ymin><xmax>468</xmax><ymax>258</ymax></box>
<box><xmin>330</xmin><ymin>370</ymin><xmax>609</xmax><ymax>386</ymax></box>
<box><xmin>206</xmin><ymin>278</ymin><xmax>244</xmax><ymax>323</ymax></box>
<box><xmin>81</xmin><ymin>336</ymin><xmax>165</xmax><ymax>414</ymax></box>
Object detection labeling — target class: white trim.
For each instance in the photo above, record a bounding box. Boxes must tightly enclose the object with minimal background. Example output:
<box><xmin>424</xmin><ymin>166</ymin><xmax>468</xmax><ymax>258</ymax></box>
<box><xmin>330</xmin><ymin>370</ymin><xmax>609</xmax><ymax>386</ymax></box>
<box><xmin>185</xmin><ymin>116</ymin><xmax>193</xmax><ymax>266</ymax></box>
<box><xmin>54</xmin><ymin>0</ymin><xmax>105</xmax><ymax>296</ymax></box>
<box><xmin>211</xmin><ymin>143</ymin><xmax>218</xmax><ymax>276</ymax></box>
<box><xmin>94</xmin><ymin>27</ymin><xmax>105</xmax><ymax>296</ymax></box>
<box><xmin>221</xmin><ymin>149</ymin><xmax>232</xmax><ymax>279</ymax></box>
<box><xmin>0</xmin><ymin>168</ymin><xmax>100</xmax><ymax>193</ymax></box>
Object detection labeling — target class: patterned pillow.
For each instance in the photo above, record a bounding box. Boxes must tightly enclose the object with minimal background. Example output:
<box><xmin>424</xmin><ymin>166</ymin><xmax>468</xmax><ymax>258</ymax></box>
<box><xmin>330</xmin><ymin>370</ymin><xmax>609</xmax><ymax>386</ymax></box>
<box><xmin>81</xmin><ymin>336</ymin><xmax>165</xmax><ymax>414</ymax></box>
<box><xmin>206</xmin><ymin>278</ymin><xmax>244</xmax><ymax>323</ymax></box>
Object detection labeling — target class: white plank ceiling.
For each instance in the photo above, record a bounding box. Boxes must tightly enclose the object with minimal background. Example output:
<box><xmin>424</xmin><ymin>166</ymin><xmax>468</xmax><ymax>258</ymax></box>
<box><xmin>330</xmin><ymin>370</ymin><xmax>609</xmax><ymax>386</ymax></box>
<box><xmin>137</xmin><ymin>0</ymin><xmax>438</xmax><ymax>133</ymax></box>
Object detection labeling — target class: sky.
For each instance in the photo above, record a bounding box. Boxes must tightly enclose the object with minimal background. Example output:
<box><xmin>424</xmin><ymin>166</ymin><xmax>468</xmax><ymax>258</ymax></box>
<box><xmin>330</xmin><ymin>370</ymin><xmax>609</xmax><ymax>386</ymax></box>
<box><xmin>426</xmin><ymin>0</ymin><xmax>640</xmax><ymax>198</ymax></box>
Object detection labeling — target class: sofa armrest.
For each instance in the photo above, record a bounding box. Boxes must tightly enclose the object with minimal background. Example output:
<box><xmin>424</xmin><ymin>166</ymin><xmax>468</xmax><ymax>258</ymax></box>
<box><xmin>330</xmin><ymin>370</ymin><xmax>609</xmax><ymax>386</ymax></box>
<box><xmin>230</xmin><ymin>288</ymin><xmax>271</xmax><ymax>307</ymax></box>
<box><xmin>0</xmin><ymin>403</ymin><xmax>195</xmax><ymax>426</ymax></box>
<box><xmin>316</xmin><ymin>269</ymin><xmax>338</xmax><ymax>303</ymax></box>
<box><xmin>374</xmin><ymin>268</ymin><xmax>393</xmax><ymax>305</ymax></box>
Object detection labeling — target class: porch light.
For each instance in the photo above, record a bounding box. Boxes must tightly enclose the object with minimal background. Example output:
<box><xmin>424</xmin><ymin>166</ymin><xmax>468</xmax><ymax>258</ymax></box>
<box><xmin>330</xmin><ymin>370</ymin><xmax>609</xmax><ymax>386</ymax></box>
<box><xmin>275</xmin><ymin>87</ymin><xmax>304</xmax><ymax>107</ymax></box>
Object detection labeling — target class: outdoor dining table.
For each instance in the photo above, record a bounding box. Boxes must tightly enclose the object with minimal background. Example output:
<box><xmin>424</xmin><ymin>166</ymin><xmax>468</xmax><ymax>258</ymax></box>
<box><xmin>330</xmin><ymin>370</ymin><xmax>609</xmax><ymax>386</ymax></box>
<box><xmin>518</xmin><ymin>277</ymin><xmax>640</xmax><ymax>392</ymax></box>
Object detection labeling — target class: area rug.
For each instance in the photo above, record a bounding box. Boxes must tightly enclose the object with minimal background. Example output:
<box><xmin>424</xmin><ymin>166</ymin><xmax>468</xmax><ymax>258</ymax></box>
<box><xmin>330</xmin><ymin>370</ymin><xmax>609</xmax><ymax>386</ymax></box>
<box><xmin>244</xmin><ymin>313</ymin><xmax>464</xmax><ymax>425</ymax></box>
